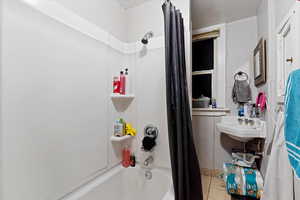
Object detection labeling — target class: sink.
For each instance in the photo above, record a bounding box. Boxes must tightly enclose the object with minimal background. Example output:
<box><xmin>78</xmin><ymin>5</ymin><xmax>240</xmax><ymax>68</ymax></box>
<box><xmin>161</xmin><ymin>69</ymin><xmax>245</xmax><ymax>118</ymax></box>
<box><xmin>216</xmin><ymin>116</ymin><xmax>266</xmax><ymax>142</ymax></box>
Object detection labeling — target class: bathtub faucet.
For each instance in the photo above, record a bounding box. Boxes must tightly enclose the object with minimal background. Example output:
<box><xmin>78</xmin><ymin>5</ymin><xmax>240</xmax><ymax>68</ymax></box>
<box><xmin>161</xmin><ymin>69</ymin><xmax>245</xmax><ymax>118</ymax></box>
<box><xmin>144</xmin><ymin>155</ymin><xmax>154</xmax><ymax>166</ymax></box>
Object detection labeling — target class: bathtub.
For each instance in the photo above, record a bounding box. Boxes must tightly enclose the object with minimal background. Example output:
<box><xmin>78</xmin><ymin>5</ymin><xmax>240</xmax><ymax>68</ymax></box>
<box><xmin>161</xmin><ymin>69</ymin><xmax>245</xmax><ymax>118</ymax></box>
<box><xmin>63</xmin><ymin>165</ymin><xmax>174</xmax><ymax>200</ymax></box>
<box><xmin>121</xmin><ymin>166</ymin><xmax>174</xmax><ymax>200</ymax></box>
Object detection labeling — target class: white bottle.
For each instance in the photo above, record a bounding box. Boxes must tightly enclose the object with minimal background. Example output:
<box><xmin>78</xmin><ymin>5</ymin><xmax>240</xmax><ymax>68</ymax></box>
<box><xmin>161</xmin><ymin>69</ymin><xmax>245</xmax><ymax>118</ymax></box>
<box><xmin>125</xmin><ymin>68</ymin><xmax>130</xmax><ymax>95</ymax></box>
<box><xmin>244</xmin><ymin>101</ymin><xmax>252</xmax><ymax>118</ymax></box>
<box><xmin>244</xmin><ymin>104</ymin><xmax>248</xmax><ymax>118</ymax></box>
<box><xmin>114</xmin><ymin>120</ymin><xmax>123</xmax><ymax>137</ymax></box>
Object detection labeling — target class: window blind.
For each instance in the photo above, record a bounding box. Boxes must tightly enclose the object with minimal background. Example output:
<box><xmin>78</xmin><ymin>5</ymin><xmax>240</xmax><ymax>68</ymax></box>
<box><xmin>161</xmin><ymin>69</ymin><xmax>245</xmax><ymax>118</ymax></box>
<box><xmin>192</xmin><ymin>30</ymin><xmax>220</xmax><ymax>41</ymax></box>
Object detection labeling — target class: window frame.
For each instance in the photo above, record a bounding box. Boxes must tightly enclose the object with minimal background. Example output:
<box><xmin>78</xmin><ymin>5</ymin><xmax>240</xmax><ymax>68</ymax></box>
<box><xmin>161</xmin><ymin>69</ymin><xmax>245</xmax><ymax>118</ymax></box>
<box><xmin>192</xmin><ymin>39</ymin><xmax>217</xmax><ymax>103</ymax></box>
<box><xmin>192</xmin><ymin>25</ymin><xmax>226</xmax><ymax>108</ymax></box>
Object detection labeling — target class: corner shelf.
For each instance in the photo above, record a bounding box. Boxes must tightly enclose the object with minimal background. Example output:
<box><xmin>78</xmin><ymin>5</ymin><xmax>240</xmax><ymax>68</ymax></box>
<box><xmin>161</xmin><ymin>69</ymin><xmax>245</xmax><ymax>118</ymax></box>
<box><xmin>110</xmin><ymin>94</ymin><xmax>135</xmax><ymax>100</ymax></box>
<box><xmin>110</xmin><ymin>135</ymin><xmax>134</xmax><ymax>158</ymax></box>
<box><xmin>110</xmin><ymin>135</ymin><xmax>133</xmax><ymax>142</ymax></box>
<box><xmin>110</xmin><ymin>94</ymin><xmax>135</xmax><ymax>112</ymax></box>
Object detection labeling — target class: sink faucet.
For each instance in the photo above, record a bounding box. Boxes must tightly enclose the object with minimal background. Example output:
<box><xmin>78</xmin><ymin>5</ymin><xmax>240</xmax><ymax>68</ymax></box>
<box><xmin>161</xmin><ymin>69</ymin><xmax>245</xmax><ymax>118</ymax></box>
<box><xmin>238</xmin><ymin>117</ymin><xmax>255</xmax><ymax>126</ymax></box>
<box><xmin>245</xmin><ymin>118</ymin><xmax>254</xmax><ymax>125</ymax></box>
<box><xmin>144</xmin><ymin>155</ymin><xmax>154</xmax><ymax>166</ymax></box>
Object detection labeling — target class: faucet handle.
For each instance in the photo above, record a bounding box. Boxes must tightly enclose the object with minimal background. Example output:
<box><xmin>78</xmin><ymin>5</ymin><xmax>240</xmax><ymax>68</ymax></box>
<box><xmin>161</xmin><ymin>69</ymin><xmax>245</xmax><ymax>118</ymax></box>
<box><xmin>144</xmin><ymin>155</ymin><xmax>154</xmax><ymax>166</ymax></box>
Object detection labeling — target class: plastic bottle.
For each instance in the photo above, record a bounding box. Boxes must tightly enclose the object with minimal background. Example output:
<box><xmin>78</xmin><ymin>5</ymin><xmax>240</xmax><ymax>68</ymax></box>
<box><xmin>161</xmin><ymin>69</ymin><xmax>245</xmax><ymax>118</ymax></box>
<box><xmin>122</xmin><ymin>147</ymin><xmax>131</xmax><ymax>168</ymax></box>
<box><xmin>119</xmin><ymin>118</ymin><xmax>126</xmax><ymax>136</ymax></box>
<box><xmin>130</xmin><ymin>154</ymin><xmax>136</xmax><ymax>167</ymax></box>
<box><xmin>119</xmin><ymin>71</ymin><xmax>126</xmax><ymax>95</ymax></box>
<box><xmin>113</xmin><ymin>76</ymin><xmax>120</xmax><ymax>94</ymax></box>
<box><xmin>244</xmin><ymin>104</ymin><xmax>248</xmax><ymax>118</ymax></box>
<box><xmin>125</xmin><ymin>68</ymin><xmax>130</xmax><ymax>94</ymax></box>
<box><xmin>211</xmin><ymin>98</ymin><xmax>217</xmax><ymax>108</ymax></box>
<box><xmin>114</xmin><ymin>120</ymin><xmax>124</xmax><ymax>137</ymax></box>
<box><xmin>238</xmin><ymin>105</ymin><xmax>244</xmax><ymax>117</ymax></box>
<box><xmin>244</xmin><ymin>101</ymin><xmax>252</xmax><ymax>118</ymax></box>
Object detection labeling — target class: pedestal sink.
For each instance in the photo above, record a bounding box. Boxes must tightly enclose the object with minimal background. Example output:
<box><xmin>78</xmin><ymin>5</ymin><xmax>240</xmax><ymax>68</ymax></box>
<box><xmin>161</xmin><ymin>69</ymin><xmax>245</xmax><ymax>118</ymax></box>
<box><xmin>216</xmin><ymin>116</ymin><xmax>266</xmax><ymax>142</ymax></box>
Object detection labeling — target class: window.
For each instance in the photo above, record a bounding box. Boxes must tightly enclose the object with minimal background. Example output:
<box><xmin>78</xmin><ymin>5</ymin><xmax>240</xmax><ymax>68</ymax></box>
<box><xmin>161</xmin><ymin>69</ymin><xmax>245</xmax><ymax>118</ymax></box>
<box><xmin>192</xmin><ymin>39</ymin><xmax>214</xmax><ymax>71</ymax></box>
<box><xmin>192</xmin><ymin>38</ymin><xmax>215</xmax><ymax>100</ymax></box>
<box><xmin>192</xmin><ymin>73</ymin><xmax>212</xmax><ymax>99</ymax></box>
<box><xmin>192</xmin><ymin>27</ymin><xmax>225</xmax><ymax>108</ymax></box>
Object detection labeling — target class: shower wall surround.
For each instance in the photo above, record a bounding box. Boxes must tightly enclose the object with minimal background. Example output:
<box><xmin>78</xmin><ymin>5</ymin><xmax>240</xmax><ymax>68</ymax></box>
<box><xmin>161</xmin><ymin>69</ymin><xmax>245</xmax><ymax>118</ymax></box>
<box><xmin>125</xmin><ymin>0</ymin><xmax>191</xmax><ymax>169</ymax></box>
<box><xmin>2</xmin><ymin>1</ymin><xmax>125</xmax><ymax>199</ymax></box>
<box><xmin>1</xmin><ymin>0</ymin><xmax>190</xmax><ymax>199</ymax></box>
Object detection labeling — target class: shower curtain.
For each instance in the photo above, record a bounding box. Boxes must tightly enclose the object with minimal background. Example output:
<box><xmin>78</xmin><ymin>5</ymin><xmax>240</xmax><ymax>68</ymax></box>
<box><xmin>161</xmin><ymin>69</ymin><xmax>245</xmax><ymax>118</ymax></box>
<box><xmin>162</xmin><ymin>2</ymin><xmax>203</xmax><ymax>200</ymax></box>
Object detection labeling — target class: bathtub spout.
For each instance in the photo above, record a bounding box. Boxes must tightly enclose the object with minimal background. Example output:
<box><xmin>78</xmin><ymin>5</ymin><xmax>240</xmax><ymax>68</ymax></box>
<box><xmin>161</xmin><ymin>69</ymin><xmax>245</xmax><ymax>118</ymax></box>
<box><xmin>144</xmin><ymin>156</ymin><xmax>154</xmax><ymax>166</ymax></box>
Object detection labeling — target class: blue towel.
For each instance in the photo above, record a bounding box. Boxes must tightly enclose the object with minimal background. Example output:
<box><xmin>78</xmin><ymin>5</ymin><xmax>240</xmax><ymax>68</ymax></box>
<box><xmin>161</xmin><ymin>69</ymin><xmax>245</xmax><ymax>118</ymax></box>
<box><xmin>285</xmin><ymin>69</ymin><xmax>300</xmax><ymax>178</ymax></box>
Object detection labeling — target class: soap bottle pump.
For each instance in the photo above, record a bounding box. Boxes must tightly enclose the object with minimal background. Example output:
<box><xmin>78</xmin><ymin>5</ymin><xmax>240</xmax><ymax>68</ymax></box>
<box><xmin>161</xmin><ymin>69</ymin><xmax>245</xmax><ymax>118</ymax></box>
<box><xmin>120</xmin><ymin>71</ymin><xmax>126</xmax><ymax>95</ymax></box>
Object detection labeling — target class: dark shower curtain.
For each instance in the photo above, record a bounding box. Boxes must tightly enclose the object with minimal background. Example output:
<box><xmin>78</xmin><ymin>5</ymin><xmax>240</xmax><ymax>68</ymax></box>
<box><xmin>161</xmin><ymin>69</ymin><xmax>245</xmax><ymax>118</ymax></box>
<box><xmin>162</xmin><ymin>1</ymin><xmax>203</xmax><ymax>200</ymax></box>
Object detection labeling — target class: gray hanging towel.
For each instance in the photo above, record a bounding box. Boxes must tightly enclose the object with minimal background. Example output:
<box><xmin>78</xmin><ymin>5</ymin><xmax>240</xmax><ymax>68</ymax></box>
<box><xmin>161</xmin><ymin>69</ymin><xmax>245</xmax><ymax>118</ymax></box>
<box><xmin>232</xmin><ymin>80</ymin><xmax>252</xmax><ymax>103</ymax></box>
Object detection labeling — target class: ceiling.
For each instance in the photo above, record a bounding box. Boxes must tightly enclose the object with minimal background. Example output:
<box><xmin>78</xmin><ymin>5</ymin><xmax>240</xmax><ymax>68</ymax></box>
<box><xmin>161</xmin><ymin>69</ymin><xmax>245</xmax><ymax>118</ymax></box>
<box><xmin>116</xmin><ymin>0</ymin><xmax>151</xmax><ymax>9</ymax></box>
<box><xmin>192</xmin><ymin>0</ymin><xmax>262</xmax><ymax>29</ymax></box>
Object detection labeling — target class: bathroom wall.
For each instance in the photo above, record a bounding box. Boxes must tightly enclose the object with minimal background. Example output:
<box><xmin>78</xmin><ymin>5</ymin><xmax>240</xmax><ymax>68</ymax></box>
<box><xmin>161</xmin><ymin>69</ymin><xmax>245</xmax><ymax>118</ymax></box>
<box><xmin>125</xmin><ymin>0</ymin><xmax>191</xmax><ymax>168</ymax></box>
<box><xmin>275</xmin><ymin>0</ymin><xmax>296</xmax><ymax>27</ymax></box>
<box><xmin>255</xmin><ymin>0</ymin><xmax>272</xmax><ymax>176</ymax></box>
<box><xmin>225</xmin><ymin>16</ymin><xmax>258</xmax><ymax>113</ymax></box>
<box><xmin>257</xmin><ymin>0</ymin><xmax>269</xmax><ymax>40</ymax></box>
<box><xmin>130</xmin><ymin>48</ymin><xmax>170</xmax><ymax>168</ymax></box>
<box><xmin>53</xmin><ymin>0</ymin><xmax>128</xmax><ymax>41</ymax></box>
<box><xmin>1</xmin><ymin>0</ymin><xmax>130</xmax><ymax>199</ymax></box>
<box><xmin>126</xmin><ymin>0</ymin><xmax>191</xmax><ymax>42</ymax></box>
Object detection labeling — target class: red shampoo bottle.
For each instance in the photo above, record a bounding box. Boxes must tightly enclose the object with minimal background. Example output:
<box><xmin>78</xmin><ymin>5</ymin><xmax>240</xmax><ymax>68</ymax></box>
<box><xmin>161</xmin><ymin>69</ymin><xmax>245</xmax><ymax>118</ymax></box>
<box><xmin>122</xmin><ymin>147</ymin><xmax>131</xmax><ymax>168</ymax></box>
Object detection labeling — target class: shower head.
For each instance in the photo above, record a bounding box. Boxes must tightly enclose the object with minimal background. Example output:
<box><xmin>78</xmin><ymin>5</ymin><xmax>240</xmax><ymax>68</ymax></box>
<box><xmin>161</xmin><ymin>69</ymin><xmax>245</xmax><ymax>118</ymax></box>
<box><xmin>141</xmin><ymin>31</ymin><xmax>154</xmax><ymax>45</ymax></box>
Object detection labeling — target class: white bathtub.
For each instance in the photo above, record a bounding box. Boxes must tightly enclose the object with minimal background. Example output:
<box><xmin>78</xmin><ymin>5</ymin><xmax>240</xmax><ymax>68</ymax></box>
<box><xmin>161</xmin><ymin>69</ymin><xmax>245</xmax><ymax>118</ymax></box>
<box><xmin>64</xmin><ymin>165</ymin><xmax>174</xmax><ymax>200</ymax></box>
<box><xmin>121</xmin><ymin>166</ymin><xmax>174</xmax><ymax>200</ymax></box>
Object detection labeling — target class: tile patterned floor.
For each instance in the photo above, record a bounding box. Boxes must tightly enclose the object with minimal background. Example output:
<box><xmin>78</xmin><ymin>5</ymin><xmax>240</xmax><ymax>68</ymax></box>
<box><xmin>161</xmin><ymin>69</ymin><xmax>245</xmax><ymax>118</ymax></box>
<box><xmin>202</xmin><ymin>175</ymin><xmax>231</xmax><ymax>200</ymax></box>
